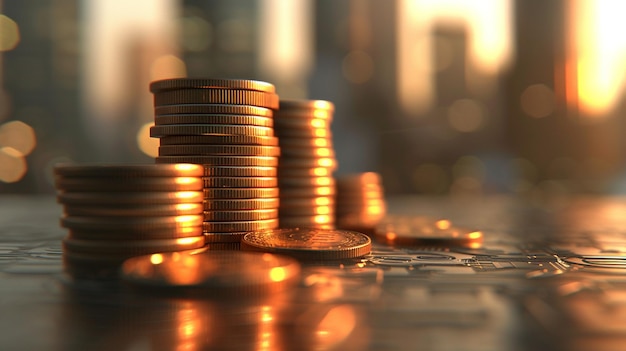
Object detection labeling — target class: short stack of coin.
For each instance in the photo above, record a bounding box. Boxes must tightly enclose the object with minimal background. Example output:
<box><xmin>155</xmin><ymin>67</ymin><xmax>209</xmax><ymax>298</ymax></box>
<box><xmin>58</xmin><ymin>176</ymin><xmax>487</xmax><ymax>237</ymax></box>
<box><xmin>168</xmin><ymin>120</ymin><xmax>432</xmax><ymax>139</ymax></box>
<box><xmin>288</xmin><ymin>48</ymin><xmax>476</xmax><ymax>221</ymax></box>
<box><xmin>149</xmin><ymin>78</ymin><xmax>281</xmax><ymax>248</ymax></box>
<box><xmin>335</xmin><ymin>172</ymin><xmax>386</xmax><ymax>234</ymax></box>
<box><xmin>54</xmin><ymin>163</ymin><xmax>206</xmax><ymax>278</ymax></box>
<box><xmin>274</xmin><ymin>100</ymin><xmax>337</xmax><ymax>229</ymax></box>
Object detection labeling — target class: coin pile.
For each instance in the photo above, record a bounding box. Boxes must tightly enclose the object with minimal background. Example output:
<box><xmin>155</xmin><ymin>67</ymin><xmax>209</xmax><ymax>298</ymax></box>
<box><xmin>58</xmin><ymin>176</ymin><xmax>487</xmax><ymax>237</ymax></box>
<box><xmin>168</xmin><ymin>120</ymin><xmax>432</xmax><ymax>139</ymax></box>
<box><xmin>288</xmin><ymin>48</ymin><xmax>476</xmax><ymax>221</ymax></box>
<box><xmin>150</xmin><ymin>78</ymin><xmax>281</xmax><ymax>248</ymax></box>
<box><xmin>335</xmin><ymin>172</ymin><xmax>386</xmax><ymax>234</ymax></box>
<box><xmin>54</xmin><ymin>164</ymin><xmax>206</xmax><ymax>277</ymax></box>
<box><xmin>274</xmin><ymin>100</ymin><xmax>337</xmax><ymax>229</ymax></box>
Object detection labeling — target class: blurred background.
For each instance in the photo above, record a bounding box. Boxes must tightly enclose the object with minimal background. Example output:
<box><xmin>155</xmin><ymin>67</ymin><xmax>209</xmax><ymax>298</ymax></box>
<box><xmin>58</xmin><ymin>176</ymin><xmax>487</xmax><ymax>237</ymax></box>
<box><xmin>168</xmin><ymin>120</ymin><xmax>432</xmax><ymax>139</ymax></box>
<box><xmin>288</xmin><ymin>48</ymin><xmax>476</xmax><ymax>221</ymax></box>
<box><xmin>0</xmin><ymin>0</ymin><xmax>625</xmax><ymax>200</ymax></box>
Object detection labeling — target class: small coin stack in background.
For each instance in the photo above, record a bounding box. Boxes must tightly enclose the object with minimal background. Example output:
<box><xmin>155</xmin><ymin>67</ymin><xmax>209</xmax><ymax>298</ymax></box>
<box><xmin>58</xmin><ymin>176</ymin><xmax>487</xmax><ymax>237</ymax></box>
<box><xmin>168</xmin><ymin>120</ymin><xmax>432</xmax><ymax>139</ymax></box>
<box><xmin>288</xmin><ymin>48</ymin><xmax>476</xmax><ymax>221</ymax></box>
<box><xmin>150</xmin><ymin>78</ymin><xmax>281</xmax><ymax>248</ymax></box>
<box><xmin>274</xmin><ymin>100</ymin><xmax>337</xmax><ymax>229</ymax></box>
<box><xmin>335</xmin><ymin>172</ymin><xmax>386</xmax><ymax>234</ymax></box>
<box><xmin>54</xmin><ymin>164</ymin><xmax>206</xmax><ymax>278</ymax></box>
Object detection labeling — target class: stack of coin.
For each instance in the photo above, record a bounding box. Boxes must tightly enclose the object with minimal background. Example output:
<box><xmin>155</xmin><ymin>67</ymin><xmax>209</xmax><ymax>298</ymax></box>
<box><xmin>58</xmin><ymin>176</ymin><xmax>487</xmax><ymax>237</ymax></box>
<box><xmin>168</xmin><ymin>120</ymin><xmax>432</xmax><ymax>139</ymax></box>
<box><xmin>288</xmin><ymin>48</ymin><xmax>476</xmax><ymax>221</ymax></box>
<box><xmin>335</xmin><ymin>172</ymin><xmax>386</xmax><ymax>234</ymax></box>
<box><xmin>150</xmin><ymin>78</ymin><xmax>281</xmax><ymax>248</ymax></box>
<box><xmin>274</xmin><ymin>100</ymin><xmax>337</xmax><ymax>229</ymax></box>
<box><xmin>54</xmin><ymin>163</ymin><xmax>206</xmax><ymax>278</ymax></box>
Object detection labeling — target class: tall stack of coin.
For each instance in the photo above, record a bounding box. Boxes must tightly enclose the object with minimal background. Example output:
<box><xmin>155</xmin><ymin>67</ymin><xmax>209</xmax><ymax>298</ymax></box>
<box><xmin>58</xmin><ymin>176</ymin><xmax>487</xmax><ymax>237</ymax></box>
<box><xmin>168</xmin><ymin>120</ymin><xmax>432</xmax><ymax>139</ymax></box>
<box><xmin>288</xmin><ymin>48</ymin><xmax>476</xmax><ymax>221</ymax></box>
<box><xmin>274</xmin><ymin>100</ymin><xmax>337</xmax><ymax>229</ymax></box>
<box><xmin>335</xmin><ymin>172</ymin><xmax>386</xmax><ymax>234</ymax></box>
<box><xmin>54</xmin><ymin>163</ymin><xmax>206</xmax><ymax>278</ymax></box>
<box><xmin>149</xmin><ymin>78</ymin><xmax>281</xmax><ymax>248</ymax></box>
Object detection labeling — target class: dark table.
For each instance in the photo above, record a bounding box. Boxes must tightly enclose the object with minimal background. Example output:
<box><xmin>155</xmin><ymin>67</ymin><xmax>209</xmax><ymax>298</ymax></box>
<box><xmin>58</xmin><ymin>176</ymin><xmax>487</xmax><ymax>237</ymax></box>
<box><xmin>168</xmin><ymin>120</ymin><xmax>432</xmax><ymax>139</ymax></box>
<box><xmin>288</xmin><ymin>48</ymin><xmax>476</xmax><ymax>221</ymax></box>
<box><xmin>2</xmin><ymin>194</ymin><xmax>626</xmax><ymax>350</ymax></box>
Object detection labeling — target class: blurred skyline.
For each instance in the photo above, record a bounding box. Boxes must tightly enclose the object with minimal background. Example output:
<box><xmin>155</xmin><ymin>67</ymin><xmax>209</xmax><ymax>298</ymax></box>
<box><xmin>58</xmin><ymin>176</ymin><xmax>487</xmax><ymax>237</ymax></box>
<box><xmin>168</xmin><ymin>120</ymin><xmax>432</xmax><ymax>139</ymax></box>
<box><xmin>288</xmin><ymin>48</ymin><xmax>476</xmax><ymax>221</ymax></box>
<box><xmin>1</xmin><ymin>0</ymin><xmax>625</xmax><ymax>198</ymax></box>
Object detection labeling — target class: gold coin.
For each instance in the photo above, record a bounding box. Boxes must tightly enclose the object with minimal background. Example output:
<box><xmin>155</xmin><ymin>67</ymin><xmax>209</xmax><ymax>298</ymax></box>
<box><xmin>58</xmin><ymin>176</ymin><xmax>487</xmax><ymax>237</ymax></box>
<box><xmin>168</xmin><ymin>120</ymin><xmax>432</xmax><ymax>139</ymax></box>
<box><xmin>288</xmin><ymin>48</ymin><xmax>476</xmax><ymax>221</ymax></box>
<box><xmin>279</xmin><ymin>186</ymin><xmax>336</xmax><ymax>198</ymax></box>
<box><xmin>203</xmin><ymin>187</ymin><xmax>279</xmax><ymax>199</ymax></box>
<box><xmin>278</xmin><ymin>214</ymin><xmax>334</xmax><ymax>225</ymax></box>
<box><xmin>202</xmin><ymin>218</ymin><xmax>278</xmax><ymax>232</ymax></box>
<box><xmin>150</xmin><ymin>78</ymin><xmax>276</xmax><ymax>94</ymax></box>
<box><xmin>156</xmin><ymin>155</ymin><xmax>278</xmax><ymax>167</ymax></box>
<box><xmin>62</xmin><ymin>203</ymin><xmax>204</xmax><ymax>217</ymax></box>
<box><xmin>57</xmin><ymin>191</ymin><xmax>204</xmax><ymax>205</ymax></box>
<box><xmin>155</xmin><ymin>114</ymin><xmax>274</xmax><ymax>127</ymax></box>
<box><xmin>203</xmin><ymin>231</ymin><xmax>247</xmax><ymax>243</ymax></box>
<box><xmin>279</xmin><ymin>99</ymin><xmax>334</xmax><ymax>112</ymax></box>
<box><xmin>373</xmin><ymin>215</ymin><xmax>483</xmax><ymax>248</ymax></box>
<box><xmin>150</xmin><ymin>124</ymin><xmax>274</xmax><ymax>137</ymax></box>
<box><xmin>63</xmin><ymin>236</ymin><xmax>205</xmax><ymax>255</ymax></box>
<box><xmin>158</xmin><ymin>135</ymin><xmax>278</xmax><ymax>146</ymax></box>
<box><xmin>204</xmin><ymin>209</ymin><xmax>278</xmax><ymax>221</ymax></box>
<box><xmin>158</xmin><ymin>145</ymin><xmax>280</xmax><ymax>157</ymax></box>
<box><xmin>55</xmin><ymin>176</ymin><xmax>203</xmax><ymax>192</ymax></box>
<box><xmin>155</xmin><ymin>104</ymin><xmax>273</xmax><ymax>117</ymax></box>
<box><xmin>60</xmin><ymin>215</ymin><xmax>204</xmax><ymax>231</ymax></box>
<box><xmin>202</xmin><ymin>176</ymin><xmax>278</xmax><ymax>188</ymax></box>
<box><xmin>67</xmin><ymin>226</ymin><xmax>203</xmax><ymax>240</ymax></box>
<box><xmin>241</xmin><ymin>228</ymin><xmax>371</xmax><ymax>260</ymax></box>
<box><xmin>203</xmin><ymin>198</ymin><xmax>280</xmax><ymax>210</ymax></box>
<box><xmin>53</xmin><ymin>163</ymin><xmax>204</xmax><ymax>178</ymax></box>
<box><xmin>153</xmin><ymin>89</ymin><xmax>279</xmax><ymax>109</ymax></box>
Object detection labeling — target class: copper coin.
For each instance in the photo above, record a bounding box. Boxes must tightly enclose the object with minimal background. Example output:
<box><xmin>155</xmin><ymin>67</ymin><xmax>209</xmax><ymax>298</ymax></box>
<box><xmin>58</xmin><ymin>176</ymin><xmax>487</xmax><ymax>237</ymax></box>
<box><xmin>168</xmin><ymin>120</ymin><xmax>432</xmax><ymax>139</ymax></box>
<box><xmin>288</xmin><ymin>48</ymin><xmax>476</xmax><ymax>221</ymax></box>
<box><xmin>202</xmin><ymin>218</ymin><xmax>278</xmax><ymax>232</ymax></box>
<box><xmin>203</xmin><ymin>198</ymin><xmax>279</xmax><ymax>211</ymax></box>
<box><xmin>202</xmin><ymin>176</ymin><xmax>277</xmax><ymax>188</ymax></box>
<box><xmin>63</xmin><ymin>236</ymin><xmax>205</xmax><ymax>255</ymax></box>
<box><xmin>57</xmin><ymin>191</ymin><xmax>204</xmax><ymax>205</ymax></box>
<box><xmin>203</xmin><ymin>187</ymin><xmax>279</xmax><ymax>199</ymax></box>
<box><xmin>62</xmin><ymin>203</ymin><xmax>204</xmax><ymax>217</ymax></box>
<box><xmin>155</xmin><ymin>114</ymin><xmax>273</xmax><ymax>127</ymax></box>
<box><xmin>203</xmin><ymin>209</ymin><xmax>278</xmax><ymax>221</ymax></box>
<box><xmin>150</xmin><ymin>78</ymin><xmax>276</xmax><ymax>94</ymax></box>
<box><xmin>153</xmin><ymin>89</ymin><xmax>279</xmax><ymax>109</ymax></box>
<box><xmin>156</xmin><ymin>155</ymin><xmax>278</xmax><ymax>167</ymax></box>
<box><xmin>150</xmin><ymin>124</ymin><xmax>274</xmax><ymax>137</ymax></box>
<box><xmin>53</xmin><ymin>163</ymin><xmax>204</xmax><ymax>178</ymax></box>
<box><xmin>67</xmin><ymin>226</ymin><xmax>203</xmax><ymax>240</ymax></box>
<box><xmin>60</xmin><ymin>215</ymin><xmax>204</xmax><ymax>231</ymax></box>
<box><xmin>158</xmin><ymin>135</ymin><xmax>279</xmax><ymax>146</ymax></box>
<box><xmin>55</xmin><ymin>176</ymin><xmax>203</xmax><ymax>192</ymax></box>
<box><xmin>158</xmin><ymin>145</ymin><xmax>280</xmax><ymax>157</ymax></box>
<box><xmin>155</xmin><ymin>104</ymin><xmax>273</xmax><ymax>117</ymax></box>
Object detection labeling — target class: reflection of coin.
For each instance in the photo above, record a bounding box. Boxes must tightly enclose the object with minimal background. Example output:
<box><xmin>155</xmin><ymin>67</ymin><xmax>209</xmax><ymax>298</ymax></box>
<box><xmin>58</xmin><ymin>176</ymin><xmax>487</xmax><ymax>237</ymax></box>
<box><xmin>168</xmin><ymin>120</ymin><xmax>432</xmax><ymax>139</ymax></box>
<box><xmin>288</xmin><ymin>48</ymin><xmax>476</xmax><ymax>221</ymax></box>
<box><xmin>62</xmin><ymin>203</ymin><xmax>204</xmax><ymax>217</ymax></box>
<box><xmin>150</xmin><ymin>124</ymin><xmax>274</xmax><ymax>137</ymax></box>
<box><xmin>203</xmin><ymin>231</ymin><xmax>247</xmax><ymax>243</ymax></box>
<box><xmin>55</xmin><ymin>177</ymin><xmax>203</xmax><ymax>192</ymax></box>
<box><xmin>60</xmin><ymin>215</ymin><xmax>204</xmax><ymax>231</ymax></box>
<box><xmin>154</xmin><ymin>89</ymin><xmax>279</xmax><ymax>109</ymax></box>
<box><xmin>158</xmin><ymin>135</ymin><xmax>278</xmax><ymax>146</ymax></box>
<box><xmin>57</xmin><ymin>191</ymin><xmax>204</xmax><ymax>205</ymax></box>
<box><xmin>373</xmin><ymin>215</ymin><xmax>483</xmax><ymax>248</ymax></box>
<box><xmin>202</xmin><ymin>176</ymin><xmax>277</xmax><ymax>188</ymax></box>
<box><xmin>202</xmin><ymin>218</ymin><xmax>278</xmax><ymax>232</ymax></box>
<box><xmin>155</xmin><ymin>114</ymin><xmax>273</xmax><ymax>127</ymax></box>
<box><xmin>63</xmin><ymin>236</ymin><xmax>205</xmax><ymax>255</ymax></box>
<box><xmin>158</xmin><ymin>145</ymin><xmax>280</xmax><ymax>157</ymax></box>
<box><xmin>120</xmin><ymin>250</ymin><xmax>300</xmax><ymax>295</ymax></box>
<box><xmin>156</xmin><ymin>155</ymin><xmax>278</xmax><ymax>167</ymax></box>
<box><xmin>53</xmin><ymin>163</ymin><xmax>204</xmax><ymax>178</ymax></box>
<box><xmin>241</xmin><ymin>228</ymin><xmax>371</xmax><ymax>260</ymax></box>
<box><xmin>67</xmin><ymin>226</ymin><xmax>203</xmax><ymax>240</ymax></box>
<box><xmin>150</xmin><ymin>78</ymin><xmax>276</xmax><ymax>94</ymax></box>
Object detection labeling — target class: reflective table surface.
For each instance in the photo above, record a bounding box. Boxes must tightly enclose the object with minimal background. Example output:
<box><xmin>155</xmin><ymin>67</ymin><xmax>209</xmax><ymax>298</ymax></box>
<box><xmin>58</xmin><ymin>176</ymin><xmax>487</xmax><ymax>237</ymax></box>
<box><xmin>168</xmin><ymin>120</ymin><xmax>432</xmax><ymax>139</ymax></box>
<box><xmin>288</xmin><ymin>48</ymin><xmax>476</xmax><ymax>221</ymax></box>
<box><xmin>3</xmin><ymin>194</ymin><xmax>626</xmax><ymax>350</ymax></box>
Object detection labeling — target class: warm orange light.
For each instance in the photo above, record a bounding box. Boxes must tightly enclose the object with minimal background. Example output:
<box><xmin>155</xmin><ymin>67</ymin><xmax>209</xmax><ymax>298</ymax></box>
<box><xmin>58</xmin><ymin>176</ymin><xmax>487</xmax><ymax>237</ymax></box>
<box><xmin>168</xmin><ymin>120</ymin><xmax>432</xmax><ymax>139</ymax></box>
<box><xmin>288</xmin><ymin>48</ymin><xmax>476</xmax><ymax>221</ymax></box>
<box><xmin>137</xmin><ymin>122</ymin><xmax>158</xmax><ymax>158</ymax></box>
<box><xmin>314</xmin><ymin>197</ymin><xmax>331</xmax><ymax>206</ymax></box>
<box><xmin>386</xmin><ymin>232</ymin><xmax>397</xmax><ymax>241</ymax></box>
<box><xmin>150</xmin><ymin>54</ymin><xmax>187</xmax><ymax>81</ymax></box>
<box><xmin>0</xmin><ymin>147</ymin><xmax>27</xmax><ymax>183</ymax></box>
<box><xmin>435</xmin><ymin>219</ymin><xmax>451</xmax><ymax>230</ymax></box>
<box><xmin>0</xmin><ymin>14</ymin><xmax>20</xmax><ymax>51</ymax></box>
<box><xmin>269</xmin><ymin>267</ymin><xmax>287</xmax><ymax>282</ymax></box>
<box><xmin>468</xmin><ymin>231</ymin><xmax>482</xmax><ymax>240</ymax></box>
<box><xmin>150</xmin><ymin>253</ymin><xmax>164</xmax><ymax>265</ymax></box>
<box><xmin>0</xmin><ymin>121</ymin><xmax>36</xmax><ymax>156</ymax></box>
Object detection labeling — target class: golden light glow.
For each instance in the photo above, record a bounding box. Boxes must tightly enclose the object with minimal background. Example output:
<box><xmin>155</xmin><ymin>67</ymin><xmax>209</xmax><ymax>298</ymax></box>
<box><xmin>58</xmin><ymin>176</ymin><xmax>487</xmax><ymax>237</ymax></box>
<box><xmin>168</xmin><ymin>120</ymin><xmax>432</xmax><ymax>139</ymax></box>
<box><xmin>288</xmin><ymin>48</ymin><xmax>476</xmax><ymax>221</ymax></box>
<box><xmin>318</xmin><ymin>158</ymin><xmax>334</xmax><ymax>167</ymax></box>
<box><xmin>468</xmin><ymin>231</ymin><xmax>482</xmax><ymax>240</ymax></box>
<box><xmin>313</xmin><ymin>129</ymin><xmax>328</xmax><ymax>138</ymax></box>
<box><xmin>314</xmin><ymin>148</ymin><xmax>332</xmax><ymax>157</ymax></box>
<box><xmin>313</xmin><ymin>138</ymin><xmax>330</xmax><ymax>147</ymax></box>
<box><xmin>435</xmin><ymin>219</ymin><xmax>451</xmax><ymax>230</ymax></box>
<box><xmin>176</xmin><ymin>237</ymin><xmax>201</xmax><ymax>245</ymax></box>
<box><xmin>313</xmin><ymin>110</ymin><xmax>332</xmax><ymax>119</ymax></box>
<box><xmin>312</xmin><ymin>167</ymin><xmax>329</xmax><ymax>176</ymax></box>
<box><xmin>0</xmin><ymin>147</ymin><xmax>27</xmax><ymax>183</ymax></box>
<box><xmin>174</xmin><ymin>177</ymin><xmax>196</xmax><ymax>185</ymax></box>
<box><xmin>313</xmin><ymin>206</ymin><xmax>331</xmax><ymax>215</ymax></box>
<box><xmin>150</xmin><ymin>253</ymin><xmax>164</xmax><ymax>265</ymax></box>
<box><xmin>0</xmin><ymin>121</ymin><xmax>37</xmax><ymax>156</ymax></box>
<box><xmin>314</xmin><ymin>197</ymin><xmax>331</xmax><ymax>206</ymax></box>
<box><xmin>310</xmin><ymin>119</ymin><xmax>327</xmax><ymax>128</ymax></box>
<box><xmin>570</xmin><ymin>0</ymin><xmax>626</xmax><ymax>116</ymax></box>
<box><xmin>315</xmin><ymin>305</ymin><xmax>356</xmax><ymax>346</ymax></box>
<box><xmin>137</xmin><ymin>122</ymin><xmax>159</xmax><ymax>158</ymax></box>
<box><xmin>150</xmin><ymin>54</ymin><xmax>187</xmax><ymax>81</ymax></box>
<box><xmin>314</xmin><ymin>177</ymin><xmax>332</xmax><ymax>186</ymax></box>
<box><xmin>314</xmin><ymin>215</ymin><xmax>331</xmax><ymax>224</ymax></box>
<box><xmin>397</xmin><ymin>0</ymin><xmax>513</xmax><ymax>114</ymax></box>
<box><xmin>386</xmin><ymin>232</ymin><xmax>397</xmax><ymax>241</ymax></box>
<box><xmin>269</xmin><ymin>267</ymin><xmax>287</xmax><ymax>282</ymax></box>
<box><xmin>176</xmin><ymin>191</ymin><xmax>200</xmax><ymax>200</ymax></box>
<box><xmin>0</xmin><ymin>14</ymin><xmax>20</xmax><ymax>51</ymax></box>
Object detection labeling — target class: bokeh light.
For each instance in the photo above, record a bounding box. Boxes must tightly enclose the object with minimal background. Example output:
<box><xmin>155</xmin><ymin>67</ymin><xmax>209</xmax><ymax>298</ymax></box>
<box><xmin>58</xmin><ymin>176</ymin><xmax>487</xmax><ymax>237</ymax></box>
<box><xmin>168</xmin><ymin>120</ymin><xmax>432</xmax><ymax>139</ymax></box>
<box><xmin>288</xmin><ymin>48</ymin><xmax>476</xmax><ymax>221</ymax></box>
<box><xmin>137</xmin><ymin>122</ymin><xmax>159</xmax><ymax>158</ymax></box>
<box><xmin>447</xmin><ymin>99</ymin><xmax>485</xmax><ymax>132</ymax></box>
<box><xmin>150</xmin><ymin>54</ymin><xmax>187</xmax><ymax>81</ymax></box>
<box><xmin>520</xmin><ymin>84</ymin><xmax>555</xmax><ymax>118</ymax></box>
<box><xmin>0</xmin><ymin>147</ymin><xmax>27</xmax><ymax>183</ymax></box>
<box><xmin>0</xmin><ymin>121</ymin><xmax>37</xmax><ymax>156</ymax></box>
<box><xmin>0</xmin><ymin>14</ymin><xmax>20</xmax><ymax>51</ymax></box>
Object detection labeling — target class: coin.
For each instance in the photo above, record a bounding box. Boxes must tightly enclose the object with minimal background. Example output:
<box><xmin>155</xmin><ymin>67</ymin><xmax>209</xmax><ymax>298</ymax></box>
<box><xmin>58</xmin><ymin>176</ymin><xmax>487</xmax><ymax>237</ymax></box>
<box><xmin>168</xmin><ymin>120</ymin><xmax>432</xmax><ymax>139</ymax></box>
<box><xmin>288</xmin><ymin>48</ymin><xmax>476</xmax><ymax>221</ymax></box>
<box><xmin>153</xmin><ymin>89</ymin><xmax>279</xmax><ymax>109</ymax></box>
<box><xmin>278</xmin><ymin>205</ymin><xmax>333</xmax><ymax>216</ymax></box>
<box><xmin>158</xmin><ymin>135</ymin><xmax>279</xmax><ymax>146</ymax></box>
<box><xmin>336</xmin><ymin>172</ymin><xmax>383</xmax><ymax>186</ymax></box>
<box><xmin>279</xmin><ymin>147</ymin><xmax>335</xmax><ymax>158</ymax></box>
<box><xmin>278</xmin><ymin>214</ymin><xmax>334</xmax><ymax>225</ymax></box>
<box><xmin>202</xmin><ymin>218</ymin><xmax>278</xmax><ymax>232</ymax></box>
<box><xmin>155</xmin><ymin>114</ymin><xmax>274</xmax><ymax>127</ymax></box>
<box><xmin>67</xmin><ymin>226</ymin><xmax>203</xmax><ymax>240</ymax></box>
<box><xmin>373</xmin><ymin>215</ymin><xmax>484</xmax><ymax>248</ymax></box>
<box><xmin>202</xmin><ymin>176</ymin><xmax>278</xmax><ymax>188</ymax></box>
<box><xmin>120</xmin><ymin>251</ymin><xmax>300</xmax><ymax>295</ymax></box>
<box><xmin>155</xmin><ymin>104</ymin><xmax>273</xmax><ymax>117</ymax></box>
<box><xmin>62</xmin><ymin>203</ymin><xmax>204</xmax><ymax>217</ymax></box>
<box><xmin>279</xmin><ymin>99</ymin><xmax>334</xmax><ymax>112</ymax></box>
<box><xmin>204</xmin><ymin>242</ymin><xmax>241</xmax><ymax>250</ymax></box>
<box><xmin>274</xmin><ymin>128</ymin><xmax>331</xmax><ymax>138</ymax></box>
<box><xmin>278</xmin><ymin>176</ymin><xmax>334</xmax><ymax>187</ymax></box>
<box><xmin>203</xmin><ymin>187</ymin><xmax>279</xmax><ymax>199</ymax></box>
<box><xmin>57</xmin><ymin>191</ymin><xmax>204</xmax><ymax>205</ymax></box>
<box><xmin>279</xmin><ymin>186</ymin><xmax>335</xmax><ymax>198</ymax></box>
<box><xmin>60</xmin><ymin>214</ymin><xmax>204</xmax><ymax>231</ymax></box>
<box><xmin>277</xmin><ymin>167</ymin><xmax>331</xmax><ymax>177</ymax></box>
<box><xmin>156</xmin><ymin>156</ymin><xmax>278</xmax><ymax>167</ymax></box>
<box><xmin>279</xmin><ymin>196</ymin><xmax>334</xmax><ymax>208</ymax></box>
<box><xmin>273</xmin><ymin>118</ymin><xmax>329</xmax><ymax>130</ymax></box>
<box><xmin>53</xmin><ymin>163</ymin><xmax>204</xmax><ymax>178</ymax></box>
<box><xmin>150</xmin><ymin>124</ymin><xmax>274</xmax><ymax>137</ymax></box>
<box><xmin>278</xmin><ymin>137</ymin><xmax>332</xmax><ymax>148</ymax></box>
<box><xmin>278</xmin><ymin>157</ymin><xmax>337</xmax><ymax>169</ymax></box>
<box><xmin>63</xmin><ymin>236</ymin><xmax>205</xmax><ymax>255</ymax></box>
<box><xmin>204</xmin><ymin>209</ymin><xmax>278</xmax><ymax>221</ymax></box>
<box><xmin>203</xmin><ymin>231</ymin><xmax>247</xmax><ymax>243</ymax></box>
<box><xmin>158</xmin><ymin>145</ymin><xmax>280</xmax><ymax>157</ymax></box>
<box><xmin>241</xmin><ymin>228</ymin><xmax>371</xmax><ymax>260</ymax></box>
<box><xmin>202</xmin><ymin>166</ymin><xmax>277</xmax><ymax>177</ymax></box>
<box><xmin>203</xmin><ymin>198</ymin><xmax>279</xmax><ymax>210</ymax></box>
<box><xmin>150</xmin><ymin>78</ymin><xmax>276</xmax><ymax>94</ymax></box>
<box><xmin>55</xmin><ymin>176</ymin><xmax>203</xmax><ymax>192</ymax></box>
